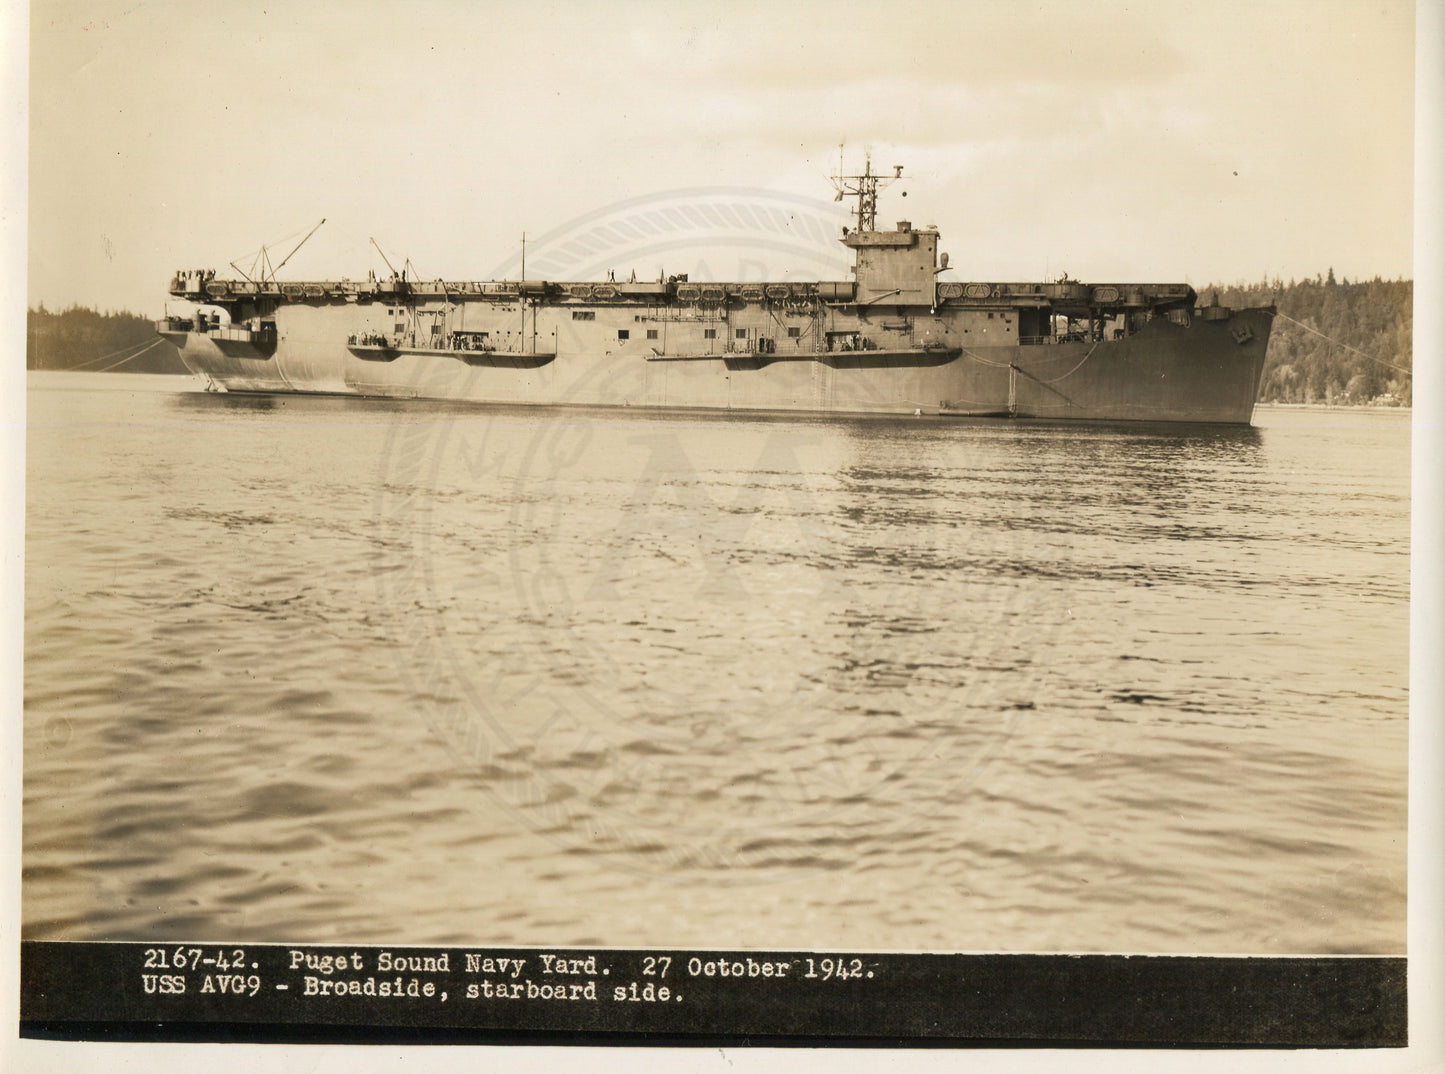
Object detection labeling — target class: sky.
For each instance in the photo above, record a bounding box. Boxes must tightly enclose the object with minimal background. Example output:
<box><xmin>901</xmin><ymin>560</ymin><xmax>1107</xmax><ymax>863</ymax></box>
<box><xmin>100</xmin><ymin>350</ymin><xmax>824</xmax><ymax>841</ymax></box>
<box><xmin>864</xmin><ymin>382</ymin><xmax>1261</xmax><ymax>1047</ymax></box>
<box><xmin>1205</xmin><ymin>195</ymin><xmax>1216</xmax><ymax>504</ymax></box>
<box><xmin>19</xmin><ymin>0</ymin><xmax>1421</xmax><ymax>315</ymax></box>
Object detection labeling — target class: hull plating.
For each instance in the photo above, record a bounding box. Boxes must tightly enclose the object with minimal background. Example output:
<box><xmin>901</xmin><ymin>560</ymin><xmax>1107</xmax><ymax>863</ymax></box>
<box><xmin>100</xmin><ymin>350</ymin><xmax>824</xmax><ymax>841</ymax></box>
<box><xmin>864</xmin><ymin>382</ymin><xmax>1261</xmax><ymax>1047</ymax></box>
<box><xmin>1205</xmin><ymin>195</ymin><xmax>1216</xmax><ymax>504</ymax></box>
<box><xmin>175</xmin><ymin>305</ymin><xmax>1272</xmax><ymax>425</ymax></box>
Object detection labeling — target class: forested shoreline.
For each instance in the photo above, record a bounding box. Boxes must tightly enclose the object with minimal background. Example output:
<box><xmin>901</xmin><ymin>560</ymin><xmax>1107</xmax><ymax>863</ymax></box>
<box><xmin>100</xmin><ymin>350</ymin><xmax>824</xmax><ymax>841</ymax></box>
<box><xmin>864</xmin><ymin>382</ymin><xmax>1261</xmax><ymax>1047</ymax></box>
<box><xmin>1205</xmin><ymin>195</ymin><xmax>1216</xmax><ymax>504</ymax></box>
<box><xmin>26</xmin><ymin>305</ymin><xmax>188</xmax><ymax>375</ymax></box>
<box><xmin>27</xmin><ymin>274</ymin><xmax>1414</xmax><ymax>404</ymax></box>
<box><xmin>1201</xmin><ymin>272</ymin><xmax>1411</xmax><ymax>405</ymax></box>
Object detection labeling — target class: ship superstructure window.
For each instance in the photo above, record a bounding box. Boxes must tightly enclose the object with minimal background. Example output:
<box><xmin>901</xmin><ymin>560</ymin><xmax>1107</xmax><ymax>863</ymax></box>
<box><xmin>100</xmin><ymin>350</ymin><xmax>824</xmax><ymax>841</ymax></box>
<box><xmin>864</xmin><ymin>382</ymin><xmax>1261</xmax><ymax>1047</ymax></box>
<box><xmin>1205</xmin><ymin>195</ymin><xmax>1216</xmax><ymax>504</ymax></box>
<box><xmin>618</xmin><ymin>330</ymin><xmax>630</xmax><ymax>340</ymax></box>
<box><xmin>646</xmin><ymin>329</ymin><xmax>658</xmax><ymax>340</ymax></box>
<box><xmin>572</xmin><ymin>310</ymin><xmax>595</xmax><ymax>321</ymax></box>
<box><xmin>704</xmin><ymin>328</ymin><xmax>716</xmax><ymax>339</ymax></box>
<box><xmin>736</xmin><ymin>329</ymin><xmax>747</xmax><ymax>340</ymax></box>
<box><xmin>787</xmin><ymin>327</ymin><xmax>801</xmax><ymax>338</ymax></box>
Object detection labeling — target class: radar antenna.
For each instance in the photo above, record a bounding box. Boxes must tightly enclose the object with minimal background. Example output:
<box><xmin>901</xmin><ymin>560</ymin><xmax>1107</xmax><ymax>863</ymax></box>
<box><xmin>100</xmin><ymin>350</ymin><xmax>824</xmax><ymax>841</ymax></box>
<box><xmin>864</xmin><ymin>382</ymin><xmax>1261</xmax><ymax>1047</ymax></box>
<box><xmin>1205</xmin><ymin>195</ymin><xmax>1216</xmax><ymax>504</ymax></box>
<box><xmin>831</xmin><ymin>149</ymin><xmax>904</xmax><ymax>233</ymax></box>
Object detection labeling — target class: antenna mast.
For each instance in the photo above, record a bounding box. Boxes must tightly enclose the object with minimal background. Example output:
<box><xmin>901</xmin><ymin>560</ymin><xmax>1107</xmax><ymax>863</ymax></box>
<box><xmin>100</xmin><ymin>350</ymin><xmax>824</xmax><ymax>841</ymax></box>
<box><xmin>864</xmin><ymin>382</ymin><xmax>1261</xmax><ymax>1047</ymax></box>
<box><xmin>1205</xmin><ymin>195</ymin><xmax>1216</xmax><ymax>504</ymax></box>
<box><xmin>831</xmin><ymin>150</ymin><xmax>904</xmax><ymax>232</ymax></box>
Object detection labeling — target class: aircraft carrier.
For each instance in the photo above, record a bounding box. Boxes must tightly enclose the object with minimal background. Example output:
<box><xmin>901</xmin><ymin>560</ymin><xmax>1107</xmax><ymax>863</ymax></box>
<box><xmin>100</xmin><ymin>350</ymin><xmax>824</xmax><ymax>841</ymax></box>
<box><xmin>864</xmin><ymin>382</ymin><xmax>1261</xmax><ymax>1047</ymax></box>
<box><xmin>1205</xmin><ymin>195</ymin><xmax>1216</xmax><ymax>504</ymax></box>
<box><xmin>159</xmin><ymin>163</ymin><xmax>1274</xmax><ymax>424</ymax></box>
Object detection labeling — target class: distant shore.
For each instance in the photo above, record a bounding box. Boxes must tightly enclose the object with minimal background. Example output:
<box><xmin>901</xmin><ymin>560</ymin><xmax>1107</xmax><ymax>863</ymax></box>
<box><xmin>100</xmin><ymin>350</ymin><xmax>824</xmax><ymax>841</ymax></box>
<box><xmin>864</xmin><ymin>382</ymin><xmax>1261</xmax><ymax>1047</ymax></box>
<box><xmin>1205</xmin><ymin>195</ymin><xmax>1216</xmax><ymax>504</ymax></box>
<box><xmin>1256</xmin><ymin>402</ymin><xmax>1411</xmax><ymax>413</ymax></box>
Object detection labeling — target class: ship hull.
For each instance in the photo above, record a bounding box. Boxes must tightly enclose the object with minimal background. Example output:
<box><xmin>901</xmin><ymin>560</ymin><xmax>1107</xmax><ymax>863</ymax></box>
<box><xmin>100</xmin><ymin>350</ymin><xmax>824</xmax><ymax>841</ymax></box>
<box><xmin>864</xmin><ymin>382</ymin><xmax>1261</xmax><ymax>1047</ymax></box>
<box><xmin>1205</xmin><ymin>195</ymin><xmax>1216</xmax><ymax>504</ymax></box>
<box><xmin>170</xmin><ymin>304</ymin><xmax>1272</xmax><ymax>425</ymax></box>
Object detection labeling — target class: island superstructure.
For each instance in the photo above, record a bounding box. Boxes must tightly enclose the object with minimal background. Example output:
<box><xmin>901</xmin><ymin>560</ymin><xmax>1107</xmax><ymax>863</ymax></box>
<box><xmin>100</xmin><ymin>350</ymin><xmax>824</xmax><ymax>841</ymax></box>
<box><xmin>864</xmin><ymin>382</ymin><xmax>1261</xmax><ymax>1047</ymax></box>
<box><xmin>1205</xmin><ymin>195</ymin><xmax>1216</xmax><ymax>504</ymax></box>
<box><xmin>159</xmin><ymin>163</ymin><xmax>1274</xmax><ymax>423</ymax></box>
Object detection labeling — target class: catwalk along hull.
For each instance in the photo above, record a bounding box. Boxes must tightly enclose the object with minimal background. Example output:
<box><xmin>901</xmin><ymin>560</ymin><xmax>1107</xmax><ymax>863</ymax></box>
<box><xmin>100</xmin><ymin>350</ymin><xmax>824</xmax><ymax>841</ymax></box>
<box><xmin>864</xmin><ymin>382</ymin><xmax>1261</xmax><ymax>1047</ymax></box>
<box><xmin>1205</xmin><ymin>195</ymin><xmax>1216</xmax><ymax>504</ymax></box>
<box><xmin>163</xmin><ymin>299</ymin><xmax>1272</xmax><ymax>424</ymax></box>
<box><xmin>159</xmin><ymin>169</ymin><xmax>1273</xmax><ymax>424</ymax></box>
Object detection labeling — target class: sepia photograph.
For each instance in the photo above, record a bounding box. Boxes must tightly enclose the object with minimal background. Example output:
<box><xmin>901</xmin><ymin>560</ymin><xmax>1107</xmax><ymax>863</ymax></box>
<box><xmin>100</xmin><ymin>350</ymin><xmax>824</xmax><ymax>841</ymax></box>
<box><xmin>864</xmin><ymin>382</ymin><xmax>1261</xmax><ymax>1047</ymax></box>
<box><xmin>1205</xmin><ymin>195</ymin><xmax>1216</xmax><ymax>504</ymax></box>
<box><xmin>9</xmin><ymin>0</ymin><xmax>1438</xmax><ymax>1054</ymax></box>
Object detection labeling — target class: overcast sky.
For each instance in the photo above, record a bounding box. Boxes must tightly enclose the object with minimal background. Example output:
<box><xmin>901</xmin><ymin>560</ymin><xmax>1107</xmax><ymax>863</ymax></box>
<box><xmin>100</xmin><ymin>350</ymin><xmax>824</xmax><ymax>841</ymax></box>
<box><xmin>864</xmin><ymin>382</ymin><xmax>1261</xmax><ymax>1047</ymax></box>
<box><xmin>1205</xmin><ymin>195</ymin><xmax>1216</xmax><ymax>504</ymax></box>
<box><xmin>24</xmin><ymin>0</ymin><xmax>1418</xmax><ymax>314</ymax></box>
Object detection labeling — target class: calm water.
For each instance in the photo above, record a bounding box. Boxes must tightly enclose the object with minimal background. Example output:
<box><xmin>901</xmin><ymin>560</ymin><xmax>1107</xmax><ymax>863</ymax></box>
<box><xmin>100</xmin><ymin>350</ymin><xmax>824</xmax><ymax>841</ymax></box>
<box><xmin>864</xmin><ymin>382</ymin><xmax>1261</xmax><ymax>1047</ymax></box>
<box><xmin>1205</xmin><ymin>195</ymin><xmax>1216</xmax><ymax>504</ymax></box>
<box><xmin>23</xmin><ymin>372</ymin><xmax>1409</xmax><ymax>953</ymax></box>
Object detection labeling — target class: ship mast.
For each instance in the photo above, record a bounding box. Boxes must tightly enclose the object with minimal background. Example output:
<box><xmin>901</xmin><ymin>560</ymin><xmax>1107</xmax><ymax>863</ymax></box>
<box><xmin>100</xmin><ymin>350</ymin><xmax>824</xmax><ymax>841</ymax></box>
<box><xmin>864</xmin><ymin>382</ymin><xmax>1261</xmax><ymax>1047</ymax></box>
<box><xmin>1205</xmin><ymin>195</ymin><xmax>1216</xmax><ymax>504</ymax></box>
<box><xmin>831</xmin><ymin>150</ymin><xmax>904</xmax><ymax>232</ymax></box>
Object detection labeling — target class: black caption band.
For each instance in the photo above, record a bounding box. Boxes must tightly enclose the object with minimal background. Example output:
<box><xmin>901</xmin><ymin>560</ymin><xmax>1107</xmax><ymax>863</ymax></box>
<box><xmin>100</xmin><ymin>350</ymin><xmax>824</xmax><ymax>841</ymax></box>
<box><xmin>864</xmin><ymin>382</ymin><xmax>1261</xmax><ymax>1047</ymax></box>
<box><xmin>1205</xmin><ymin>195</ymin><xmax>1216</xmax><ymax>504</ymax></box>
<box><xmin>20</xmin><ymin>942</ymin><xmax>1405</xmax><ymax>1047</ymax></box>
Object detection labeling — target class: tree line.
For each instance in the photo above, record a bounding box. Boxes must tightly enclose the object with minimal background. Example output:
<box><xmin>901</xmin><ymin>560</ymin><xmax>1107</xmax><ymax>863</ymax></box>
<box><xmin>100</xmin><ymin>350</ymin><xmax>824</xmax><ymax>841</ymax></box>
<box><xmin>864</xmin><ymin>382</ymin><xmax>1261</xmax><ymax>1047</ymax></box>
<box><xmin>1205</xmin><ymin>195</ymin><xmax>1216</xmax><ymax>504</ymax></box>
<box><xmin>28</xmin><ymin>276</ymin><xmax>1414</xmax><ymax>405</ymax></box>
<box><xmin>1200</xmin><ymin>272</ymin><xmax>1412</xmax><ymax>406</ymax></box>
<box><xmin>26</xmin><ymin>304</ymin><xmax>188</xmax><ymax>375</ymax></box>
